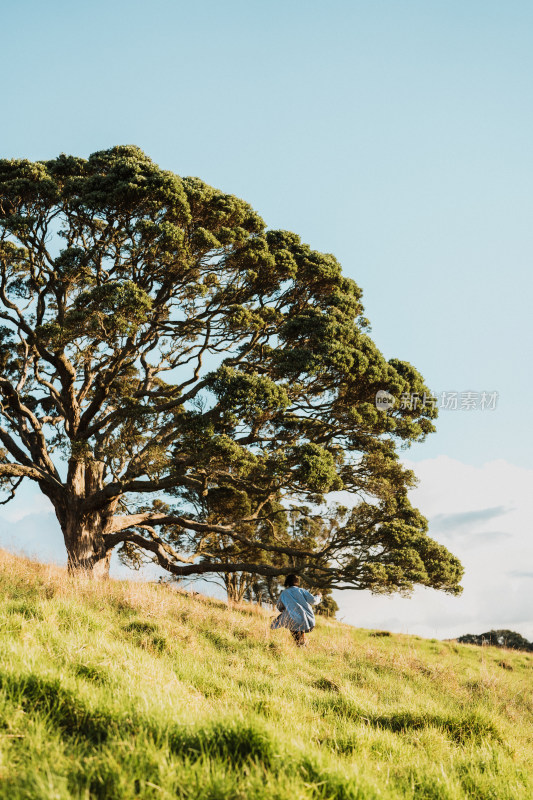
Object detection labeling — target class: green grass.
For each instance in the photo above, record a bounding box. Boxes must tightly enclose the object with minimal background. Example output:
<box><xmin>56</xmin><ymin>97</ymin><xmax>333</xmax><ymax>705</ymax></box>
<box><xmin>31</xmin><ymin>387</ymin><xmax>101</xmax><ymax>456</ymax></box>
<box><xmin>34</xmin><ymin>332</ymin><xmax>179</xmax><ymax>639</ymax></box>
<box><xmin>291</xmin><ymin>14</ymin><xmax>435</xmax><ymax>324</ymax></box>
<box><xmin>0</xmin><ymin>551</ymin><xmax>531</xmax><ymax>799</ymax></box>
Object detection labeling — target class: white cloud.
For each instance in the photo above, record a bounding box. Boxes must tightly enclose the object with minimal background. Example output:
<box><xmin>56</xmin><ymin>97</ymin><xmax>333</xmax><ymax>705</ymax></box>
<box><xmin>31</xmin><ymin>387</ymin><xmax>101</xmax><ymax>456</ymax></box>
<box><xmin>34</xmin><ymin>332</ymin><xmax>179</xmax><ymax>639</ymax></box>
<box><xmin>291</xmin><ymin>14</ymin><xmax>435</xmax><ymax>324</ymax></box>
<box><xmin>337</xmin><ymin>456</ymin><xmax>533</xmax><ymax>641</ymax></box>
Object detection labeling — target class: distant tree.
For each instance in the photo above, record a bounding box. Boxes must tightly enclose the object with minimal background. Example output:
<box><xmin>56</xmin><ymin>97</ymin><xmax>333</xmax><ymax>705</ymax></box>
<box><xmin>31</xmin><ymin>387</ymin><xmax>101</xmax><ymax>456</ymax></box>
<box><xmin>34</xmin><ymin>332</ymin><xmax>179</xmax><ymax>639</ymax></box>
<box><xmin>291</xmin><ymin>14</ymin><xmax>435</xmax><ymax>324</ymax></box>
<box><xmin>457</xmin><ymin>630</ymin><xmax>533</xmax><ymax>652</ymax></box>
<box><xmin>315</xmin><ymin>589</ymin><xmax>339</xmax><ymax>619</ymax></box>
<box><xmin>0</xmin><ymin>146</ymin><xmax>463</xmax><ymax>596</ymax></box>
<box><xmin>238</xmin><ymin>509</ymin><xmax>341</xmax><ymax>610</ymax></box>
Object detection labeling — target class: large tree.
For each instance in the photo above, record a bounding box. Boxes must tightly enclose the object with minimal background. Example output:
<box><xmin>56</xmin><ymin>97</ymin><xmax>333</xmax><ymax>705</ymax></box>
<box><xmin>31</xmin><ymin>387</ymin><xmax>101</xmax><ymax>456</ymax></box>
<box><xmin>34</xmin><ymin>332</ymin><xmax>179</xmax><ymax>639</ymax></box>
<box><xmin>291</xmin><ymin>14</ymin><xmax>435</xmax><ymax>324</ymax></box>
<box><xmin>0</xmin><ymin>146</ymin><xmax>462</xmax><ymax>595</ymax></box>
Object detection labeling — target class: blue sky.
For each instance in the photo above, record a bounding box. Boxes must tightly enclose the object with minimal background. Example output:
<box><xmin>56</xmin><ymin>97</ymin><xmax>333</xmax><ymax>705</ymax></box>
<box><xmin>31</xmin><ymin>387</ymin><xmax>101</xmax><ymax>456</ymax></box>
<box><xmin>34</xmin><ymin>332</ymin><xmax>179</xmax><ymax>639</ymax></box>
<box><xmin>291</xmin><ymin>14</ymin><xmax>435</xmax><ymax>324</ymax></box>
<box><xmin>1</xmin><ymin>0</ymin><xmax>532</xmax><ymax>638</ymax></box>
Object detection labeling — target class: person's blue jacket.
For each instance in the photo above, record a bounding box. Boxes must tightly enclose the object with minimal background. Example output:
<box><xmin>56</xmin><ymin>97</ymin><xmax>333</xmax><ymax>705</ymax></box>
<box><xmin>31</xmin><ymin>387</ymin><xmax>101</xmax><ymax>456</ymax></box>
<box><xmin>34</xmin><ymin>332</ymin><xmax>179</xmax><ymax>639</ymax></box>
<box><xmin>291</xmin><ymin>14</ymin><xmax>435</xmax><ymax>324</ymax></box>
<box><xmin>271</xmin><ymin>586</ymin><xmax>321</xmax><ymax>633</ymax></box>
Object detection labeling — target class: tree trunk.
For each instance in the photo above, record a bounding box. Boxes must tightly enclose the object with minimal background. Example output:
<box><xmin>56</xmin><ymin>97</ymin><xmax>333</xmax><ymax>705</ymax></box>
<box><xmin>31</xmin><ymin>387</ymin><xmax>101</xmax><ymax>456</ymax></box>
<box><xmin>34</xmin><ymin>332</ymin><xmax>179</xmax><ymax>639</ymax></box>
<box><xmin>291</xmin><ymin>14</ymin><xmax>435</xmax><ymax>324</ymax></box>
<box><xmin>50</xmin><ymin>457</ymin><xmax>115</xmax><ymax>578</ymax></box>
<box><xmin>63</xmin><ymin>514</ymin><xmax>112</xmax><ymax>578</ymax></box>
<box><xmin>225</xmin><ymin>571</ymin><xmax>250</xmax><ymax>603</ymax></box>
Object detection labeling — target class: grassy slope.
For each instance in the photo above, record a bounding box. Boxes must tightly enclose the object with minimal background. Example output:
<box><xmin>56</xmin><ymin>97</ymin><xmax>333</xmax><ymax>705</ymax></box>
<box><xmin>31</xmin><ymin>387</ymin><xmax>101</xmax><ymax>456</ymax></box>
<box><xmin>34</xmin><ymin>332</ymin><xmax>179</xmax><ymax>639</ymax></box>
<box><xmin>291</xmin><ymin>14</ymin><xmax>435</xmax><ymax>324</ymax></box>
<box><xmin>0</xmin><ymin>552</ymin><xmax>531</xmax><ymax>800</ymax></box>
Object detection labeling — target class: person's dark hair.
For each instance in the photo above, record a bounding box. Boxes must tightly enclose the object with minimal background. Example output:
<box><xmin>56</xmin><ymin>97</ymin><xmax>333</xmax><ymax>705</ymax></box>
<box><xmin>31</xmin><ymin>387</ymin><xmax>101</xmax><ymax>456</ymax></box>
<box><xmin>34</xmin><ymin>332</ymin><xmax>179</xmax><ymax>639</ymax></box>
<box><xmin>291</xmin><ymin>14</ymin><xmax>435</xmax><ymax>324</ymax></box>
<box><xmin>284</xmin><ymin>574</ymin><xmax>300</xmax><ymax>588</ymax></box>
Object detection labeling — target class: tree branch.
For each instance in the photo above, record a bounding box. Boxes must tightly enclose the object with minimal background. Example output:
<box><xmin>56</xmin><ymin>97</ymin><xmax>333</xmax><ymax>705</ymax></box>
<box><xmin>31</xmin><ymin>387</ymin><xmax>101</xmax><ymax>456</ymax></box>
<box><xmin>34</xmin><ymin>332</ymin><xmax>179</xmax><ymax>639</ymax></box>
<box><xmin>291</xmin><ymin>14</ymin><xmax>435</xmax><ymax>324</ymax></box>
<box><xmin>105</xmin><ymin>511</ymin><xmax>321</xmax><ymax>559</ymax></box>
<box><xmin>0</xmin><ymin>462</ymin><xmax>62</xmax><ymax>487</ymax></box>
<box><xmin>0</xmin><ymin>476</ymin><xmax>23</xmax><ymax>504</ymax></box>
<box><xmin>106</xmin><ymin>530</ymin><xmax>321</xmax><ymax>579</ymax></box>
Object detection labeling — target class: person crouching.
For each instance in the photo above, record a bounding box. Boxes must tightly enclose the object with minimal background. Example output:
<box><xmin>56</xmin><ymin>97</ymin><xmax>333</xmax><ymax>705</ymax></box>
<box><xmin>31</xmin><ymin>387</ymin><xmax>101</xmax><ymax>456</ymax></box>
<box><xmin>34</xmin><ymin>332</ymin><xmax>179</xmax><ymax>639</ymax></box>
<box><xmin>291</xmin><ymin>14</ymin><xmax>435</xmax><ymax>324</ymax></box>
<box><xmin>271</xmin><ymin>574</ymin><xmax>322</xmax><ymax>646</ymax></box>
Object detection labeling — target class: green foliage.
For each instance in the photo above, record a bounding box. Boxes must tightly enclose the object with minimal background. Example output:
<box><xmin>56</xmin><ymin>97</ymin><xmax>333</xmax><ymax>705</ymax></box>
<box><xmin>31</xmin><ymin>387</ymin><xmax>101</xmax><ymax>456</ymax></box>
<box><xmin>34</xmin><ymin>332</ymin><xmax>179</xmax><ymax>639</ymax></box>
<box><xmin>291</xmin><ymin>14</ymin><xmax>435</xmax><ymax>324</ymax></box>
<box><xmin>315</xmin><ymin>589</ymin><xmax>339</xmax><ymax>618</ymax></box>
<box><xmin>289</xmin><ymin>444</ymin><xmax>344</xmax><ymax>494</ymax></box>
<box><xmin>207</xmin><ymin>366</ymin><xmax>290</xmax><ymax>418</ymax></box>
<box><xmin>337</xmin><ymin>494</ymin><xmax>464</xmax><ymax>595</ymax></box>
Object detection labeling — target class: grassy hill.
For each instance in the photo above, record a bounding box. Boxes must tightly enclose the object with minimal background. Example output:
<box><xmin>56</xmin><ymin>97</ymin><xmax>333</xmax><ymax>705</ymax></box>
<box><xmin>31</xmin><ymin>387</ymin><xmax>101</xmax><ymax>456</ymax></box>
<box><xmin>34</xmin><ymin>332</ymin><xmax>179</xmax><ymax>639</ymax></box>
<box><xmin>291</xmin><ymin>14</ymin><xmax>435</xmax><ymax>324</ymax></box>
<box><xmin>0</xmin><ymin>551</ymin><xmax>531</xmax><ymax>800</ymax></box>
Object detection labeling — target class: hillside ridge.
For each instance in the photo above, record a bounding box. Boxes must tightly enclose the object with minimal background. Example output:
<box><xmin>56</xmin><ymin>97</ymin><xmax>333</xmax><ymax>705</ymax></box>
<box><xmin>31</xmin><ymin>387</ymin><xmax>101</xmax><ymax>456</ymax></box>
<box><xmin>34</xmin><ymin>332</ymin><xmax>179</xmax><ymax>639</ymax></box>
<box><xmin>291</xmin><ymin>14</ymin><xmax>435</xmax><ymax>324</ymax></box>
<box><xmin>0</xmin><ymin>550</ymin><xmax>531</xmax><ymax>799</ymax></box>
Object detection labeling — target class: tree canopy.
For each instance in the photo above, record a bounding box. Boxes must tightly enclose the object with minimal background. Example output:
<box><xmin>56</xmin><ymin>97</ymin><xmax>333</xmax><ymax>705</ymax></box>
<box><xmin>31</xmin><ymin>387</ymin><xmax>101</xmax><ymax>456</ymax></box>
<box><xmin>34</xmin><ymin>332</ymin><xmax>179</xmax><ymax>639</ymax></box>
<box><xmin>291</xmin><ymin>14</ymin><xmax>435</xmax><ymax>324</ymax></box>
<box><xmin>457</xmin><ymin>630</ymin><xmax>532</xmax><ymax>652</ymax></box>
<box><xmin>0</xmin><ymin>145</ymin><xmax>463</xmax><ymax>595</ymax></box>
